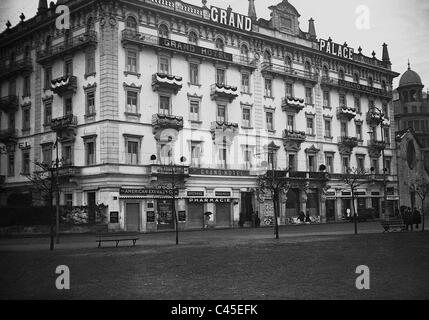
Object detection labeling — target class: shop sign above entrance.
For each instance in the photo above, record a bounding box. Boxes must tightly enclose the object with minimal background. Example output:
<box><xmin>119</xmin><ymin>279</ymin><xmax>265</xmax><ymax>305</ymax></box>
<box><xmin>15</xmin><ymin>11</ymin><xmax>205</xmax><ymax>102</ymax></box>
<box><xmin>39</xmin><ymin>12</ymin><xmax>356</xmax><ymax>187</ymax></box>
<box><xmin>188</xmin><ymin>198</ymin><xmax>231</xmax><ymax>203</ymax></box>
<box><xmin>120</xmin><ymin>188</ymin><xmax>178</xmax><ymax>196</ymax></box>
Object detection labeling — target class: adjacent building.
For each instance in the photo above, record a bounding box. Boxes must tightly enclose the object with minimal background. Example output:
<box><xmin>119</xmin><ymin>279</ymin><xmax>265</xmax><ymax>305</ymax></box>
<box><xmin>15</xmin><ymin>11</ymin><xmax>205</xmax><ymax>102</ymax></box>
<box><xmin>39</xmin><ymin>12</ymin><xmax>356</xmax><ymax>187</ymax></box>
<box><xmin>0</xmin><ymin>0</ymin><xmax>400</xmax><ymax>232</ymax></box>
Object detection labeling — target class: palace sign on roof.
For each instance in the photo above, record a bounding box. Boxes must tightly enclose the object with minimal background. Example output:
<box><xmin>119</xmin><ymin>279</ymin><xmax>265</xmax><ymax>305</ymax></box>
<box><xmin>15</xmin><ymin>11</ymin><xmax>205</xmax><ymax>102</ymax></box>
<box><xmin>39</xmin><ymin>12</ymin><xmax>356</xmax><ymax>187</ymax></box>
<box><xmin>210</xmin><ymin>6</ymin><xmax>252</xmax><ymax>32</ymax></box>
<box><xmin>319</xmin><ymin>39</ymin><xmax>354</xmax><ymax>60</ymax></box>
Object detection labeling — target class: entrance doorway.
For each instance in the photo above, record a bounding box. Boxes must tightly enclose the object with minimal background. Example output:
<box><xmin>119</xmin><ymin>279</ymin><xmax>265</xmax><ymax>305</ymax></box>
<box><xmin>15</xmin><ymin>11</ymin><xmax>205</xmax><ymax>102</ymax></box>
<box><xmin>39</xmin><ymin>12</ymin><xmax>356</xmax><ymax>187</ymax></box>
<box><xmin>285</xmin><ymin>189</ymin><xmax>299</xmax><ymax>219</ymax></box>
<box><xmin>372</xmin><ymin>198</ymin><xmax>380</xmax><ymax>218</ymax></box>
<box><xmin>240</xmin><ymin>192</ymin><xmax>254</xmax><ymax>223</ymax></box>
<box><xmin>216</xmin><ymin>203</ymin><xmax>231</xmax><ymax>228</ymax></box>
<box><xmin>157</xmin><ymin>199</ymin><xmax>174</xmax><ymax>230</ymax></box>
<box><xmin>326</xmin><ymin>200</ymin><xmax>336</xmax><ymax>222</ymax></box>
<box><xmin>342</xmin><ymin>199</ymin><xmax>352</xmax><ymax>219</ymax></box>
<box><xmin>88</xmin><ymin>192</ymin><xmax>96</xmax><ymax>224</ymax></box>
<box><xmin>188</xmin><ymin>202</ymin><xmax>204</xmax><ymax>229</ymax></box>
<box><xmin>125</xmin><ymin>203</ymin><xmax>140</xmax><ymax>232</ymax></box>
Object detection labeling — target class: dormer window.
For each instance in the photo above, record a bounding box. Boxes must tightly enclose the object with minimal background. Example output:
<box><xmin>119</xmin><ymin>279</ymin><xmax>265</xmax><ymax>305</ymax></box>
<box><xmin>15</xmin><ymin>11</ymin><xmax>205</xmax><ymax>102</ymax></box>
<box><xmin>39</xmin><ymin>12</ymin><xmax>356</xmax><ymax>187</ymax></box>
<box><xmin>215</xmin><ymin>38</ymin><xmax>224</xmax><ymax>51</ymax></box>
<box><xmin>323</xmin><ymin>65</ymin><xmax>329</xmax><ymax>78</ymax></box>
<box><xmin>240</xmin><ymin>44</ymin><xmax>249</xmax><ymax>62</ymax></box>
<box><xmin>338</xmin><ymin>69</ymin><xmax>345</xmax><ymax>80</ymax></box>
<box><xmin>158</xmin><ymin>24</ymin><xmax>169</xmax><ymax>39</ymax></box>
<box><xmin>280</xmin><ymin>16</ymin><xmax>292</xmax><ymax>29</ymax></box>
<box><xmin>188</xmin><ymin>31</ymin><xmax>198</xmax><ymax>45</ymax></box>
<box><xmin>353</xmin><ymin>73</ymin><xmax>360</xmax><ymax>84</ymax></box>
<box><xmin>368</xmin><ymin>77</ymin><xmax>374</xmax><ymax>87</ymax></box>
<box><xmin>285</xmin><ymin>56</ymin><xmax>292</xmax><ymax>70</ymax></box>
<box><xmin>263</xmin><ymin>50</ymin><xmax>272</xmax><ymax>65</ymax></box>
<box><xmin>304</xmin><ymin>61</ymin><xmax>312</xmax><ymax>75</ymax></box>
<box><xmin>126</xmin><ymin>16</ymin><xmax>137</xmax><ymax>31</ymax></box>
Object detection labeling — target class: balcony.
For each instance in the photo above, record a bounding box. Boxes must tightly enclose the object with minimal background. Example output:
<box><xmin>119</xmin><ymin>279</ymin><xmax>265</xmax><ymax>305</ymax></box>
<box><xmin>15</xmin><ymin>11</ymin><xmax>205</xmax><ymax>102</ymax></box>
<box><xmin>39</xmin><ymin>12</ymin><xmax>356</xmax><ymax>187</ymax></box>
<box><xmin>337</xmin><ymin>106</ymin><xmax>357</xmax><ymax>121</ymax></box>
<box><xmin>0</xmin><ymin>95</ymin><xmax>19</xmax><ymax>113</ymax></box>
<box><xmin>283</xmin><ymin>130</ymin><xmax>306</xmax><ymax>143</ymax></box>
<box><xmin>50</xmin><ymin>114</ymin><xmax>78</xmax><ymax>142</ymax></box>
<box><xmin>210</xmin><ymin>84</ymin><xmax>239</xmax><ymax>102</ymax></box>
<box><xmin>0</xmin><ymin>128</ymin><xmax>19</xmax><ymax>144</ymax></box>
<box><xmin>210</xmin><ymin>121</ymin><xmax>239</xmax><ymax>143</ymax></box>
<box><xmin>366</xmin><ymin>111</ymin><xmax>383</xmax><ymax>127</ymax></box>
<box><xmin>121</xmin><ymin>30</ymin><xmax>257</xmax><ymax>70</ymax></box>
<box><xmin>0</xmin><ymin>57</ymin><xmax>33</xmax><ymax>81</ymax></box>
<box><xmin>287</xmin><ymin>171</ymin><xmax>328</xmax><ymax>181</ymax></box>
<box><xmin>282</xmin><ymin>97</ymin><xmax>305</xmax><ymax>113</ymax></box>
<box><xmin>338</xmin><ymin>136</ymin><xmax>358</xmax><ymax>154</ymax></box>
<box><xmin>152</xmin><ymin>73</ymin><xmax>183</xmax><ymax>94</ymax></box>
<box><xmin>36</xmin><ymin>31</ymin><xmax>98</xmax><ymax>64</ymax></box>
<box><xmin>368</xmin><ymin>140</ymin><xmax>386</xmax><ymax>158</ymax></box>
<box><xmin>51</xmin><ymin>75</ymin><xmax>77</xmax><ymax>96</ymax></box>
<box><xmin>321</xmin><ymin>76</ymin><xmax>393</xmax><ymax>99</ymax></box>
<box><xmin>261</xmin><ymin>62</ymin><xmax>318</xmax><ymax>84</ymax></box>
<box><xmin>152</xmin><ymin>114</ymin><xmax>184</xmax><ymax>138</ymax></box>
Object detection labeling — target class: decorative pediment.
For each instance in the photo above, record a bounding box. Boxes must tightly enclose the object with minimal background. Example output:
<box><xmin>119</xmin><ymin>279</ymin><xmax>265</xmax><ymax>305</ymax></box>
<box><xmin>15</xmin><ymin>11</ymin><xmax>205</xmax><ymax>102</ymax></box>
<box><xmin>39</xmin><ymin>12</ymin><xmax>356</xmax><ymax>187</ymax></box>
<box><xmin>270</xmin><ymin>0</ymin><xmax>300</xmax><ymax>17</ymax></box>
<box><xmin>305</xmin><ymin>145</ymin><xmax>320</xmax><ymax>154</ymax></box>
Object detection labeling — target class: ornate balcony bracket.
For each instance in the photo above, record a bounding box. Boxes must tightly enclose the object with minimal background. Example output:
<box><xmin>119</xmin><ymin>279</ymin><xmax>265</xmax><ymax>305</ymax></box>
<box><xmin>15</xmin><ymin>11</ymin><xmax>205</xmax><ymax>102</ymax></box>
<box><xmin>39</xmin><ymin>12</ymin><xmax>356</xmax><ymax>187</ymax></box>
<box><xmin>282</xmin><ymin>97</ymin><xmax>305</xmax><ymax>113</ymax></box>
<box><xmin>337</xmin><ymin>107</ymin><xmax>357</xmax><ymax>121</ymax></box>
<box><xmin>50</xmin><ymin>114</ymin><xmax>77</xmax><ymax>142</ymax></box>
<box><xmin>283</xmin><ymin>129</ymin><xmax>306</xmax><ymax>152</ymax></box>
<box><xmin>152</xmin><ymin>114</ymin><xmax>184</xmax><ymax>141</ymax></box>
<box><xmin>368</xmin><ymin>140</ymin><xmax>386</xmax><ymax>158</ymax></box>
<box><xmin>152</xmin><ymin>73</ymin><xmax>183</xmax><ymax>94</ymax></box>
<box><xmin>210</xmin><ymin>84</ymin><xmax>239</xmax><ymax>102</ymax></box>
<box><xmin>0</xmin><ymin>95</ymin><xmax>19</xmax><ymax>113</ymax></box>
<box><xmin>338</xmin><ymin>137</ymin><xmax>358</xmax><ymax>155</ymax></box>
<box><xmin>51</xmin><ymin>76</ymin><xmax>77</xmax><ymax>97</ymax></box>
<box><xmin>0</xmin><ymin>129</ymin><xmax>19</xmax><ymax>145</ymax></box>
<box><xmin>210</xmin><ymin>121</ymin><xmax>239</xmax><ymax>145</ymax></box>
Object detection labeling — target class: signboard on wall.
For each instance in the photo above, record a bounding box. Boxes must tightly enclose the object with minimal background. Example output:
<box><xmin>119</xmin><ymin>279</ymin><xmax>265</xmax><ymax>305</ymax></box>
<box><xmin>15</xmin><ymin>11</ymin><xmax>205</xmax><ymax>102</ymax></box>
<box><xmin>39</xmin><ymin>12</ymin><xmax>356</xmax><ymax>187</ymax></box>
<box><xmin>120</xmin><ymin>188</ymin><xmax>178</xmax><ymax>196</ymax></box>
<box><xmin>210</xmin><ymin>6</ymin><xmax>252</xmax><ymax>32</ymax></box>
<box><xmin>319</xmin><ymin>38</ymin><xmax>354</xmax><ymax>60</ymax></box>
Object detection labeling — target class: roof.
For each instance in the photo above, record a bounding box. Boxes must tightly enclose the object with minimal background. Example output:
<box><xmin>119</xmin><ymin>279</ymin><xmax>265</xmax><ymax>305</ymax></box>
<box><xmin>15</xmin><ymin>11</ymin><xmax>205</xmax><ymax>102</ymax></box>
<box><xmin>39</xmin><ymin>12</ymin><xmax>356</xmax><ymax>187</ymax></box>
<box><xmin>399</xmin><ymin>65</ymin><xmax>423</xmax><ymax>88</ymax></box>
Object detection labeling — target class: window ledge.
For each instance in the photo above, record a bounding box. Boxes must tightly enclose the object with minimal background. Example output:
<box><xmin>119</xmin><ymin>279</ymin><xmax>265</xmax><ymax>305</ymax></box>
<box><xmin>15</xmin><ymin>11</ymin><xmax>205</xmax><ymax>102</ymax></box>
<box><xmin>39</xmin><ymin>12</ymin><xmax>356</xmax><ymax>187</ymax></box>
<box><xmin>324</xmin><ymin>136</ymin><xmax>333</xmax><ymax>140</ymax></box>
<box><xmin>187</xmin><ymin>82</ymin><xmax>202</xmax><ymax>88</ymax></box>
<box><xmin>307</xmin><ymin>134</ymin><xmax>316</xmax><ymax>138</ymax></box>
<box><xmin>323</xmin><ymin>106</ymin><xmax>332</xmax><ymax>110</ymax></box>
<box><xmin>22</xmin><ymin>94</ymin><xmax>31</xmax><ymax>99</ymax></box>
<box><xmin>189</xmin><ymin>120</ymin><xmax>203</xmax><ymax>124</ymax></box>
<box><xmin>124</xmin><ymin>71</ymin><xmax>141</xmax><ymax>78</ymax></box>
<box><xmin>241</xmin><ymin>126</ymin><xmax>254</xmax><ymax>130</ymax></box>
<box><xmin>241</xmin><ymin>91</ymin><xmax>252</xmax><ymax>96</ymax></box>
<box><xmin>125</xmin><ymin>112</ymin><xmax>142</xmax><ymax>119</ymax></box>
<box><xmin>22</xmin><ymin>128</ymin><xmax>31</xmax><ymax>134</ymax></box>
<box><xmin>264</xmin><ymin>96</ymin><xmax>275</xmax><ymax>100</ymax></box>
<box><xmin>84</xmin><ymin>72</ymin><xmax>96</xmax><ymax>80</ymax></box>
<box><xmin>306</xmin><ymin>103</ymin><xmax>315</xmax><ymax>107</ymax></box>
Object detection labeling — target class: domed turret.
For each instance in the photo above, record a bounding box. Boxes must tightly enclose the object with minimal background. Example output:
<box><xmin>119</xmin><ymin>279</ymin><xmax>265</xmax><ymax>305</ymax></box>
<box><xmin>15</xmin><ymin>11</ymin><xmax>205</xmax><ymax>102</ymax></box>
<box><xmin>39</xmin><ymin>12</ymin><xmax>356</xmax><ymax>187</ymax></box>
<box><xmin>399</xmin><ymin>61</ymin><xmax>423</xmax><ymax>88</ymax></box>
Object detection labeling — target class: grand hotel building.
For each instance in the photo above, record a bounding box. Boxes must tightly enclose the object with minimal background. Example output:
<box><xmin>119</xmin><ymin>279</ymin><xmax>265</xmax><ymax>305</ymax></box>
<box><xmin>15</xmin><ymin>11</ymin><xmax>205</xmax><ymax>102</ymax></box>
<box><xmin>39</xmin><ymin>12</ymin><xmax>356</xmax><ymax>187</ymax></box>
<box><xmin>0</xmin><ymin>0</ymin><xmax>400</xmax><ymax>231</ymax></box>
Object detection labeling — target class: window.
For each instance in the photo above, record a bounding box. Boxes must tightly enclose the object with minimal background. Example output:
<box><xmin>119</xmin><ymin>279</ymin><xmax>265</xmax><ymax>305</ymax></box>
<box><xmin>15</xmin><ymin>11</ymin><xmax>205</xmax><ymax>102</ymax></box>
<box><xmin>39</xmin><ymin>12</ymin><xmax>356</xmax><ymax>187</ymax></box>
<box><xmin>384</xmin><ymin>127</ymin><xmax>390</xmax><ymax>144</ymax></box>
<box><xmin>23</xmin><ymin>75</ymin><xmax>31</xmax><ymax>97</ymax></box>
<box><xmin>325</xmin><ymin>154</ymin><xmax>334</xmax><ymax>173</ymax></box>
<box><xmin>369</xmin><ymin>100</ymin><xmax>375</xmax><ymax>111</ymax></box>
<box><xmin>126</xmin><ymin>50</ymin><xmax>137</xmax><ymax>73</ymax></box>
<box><xmin>22</xmin><ymin>151</ymin><xmax>30</xmax><ymax>174</ymax></box>
<box><xmin>189</xmin><ymin>100</ymin><xmax>199</xmax><ymax>121</ymax></box>
<box><xmin>280</xmin><ymin>16</ymin><xmax>292</xmax><ymax>29</ymax></box>
<box><xmin>216</xmin><ymin>68</ymin><xmax>225</xmax><ymax>85</ymax></box>
<box><xmin>339</xmin><ymin>93</ymin><xmax>346</xmax><ymax>106</ymax></box>
<box><xmin>243</xmin><ymin>147</ymin><xmax>253</xmax><ymax>169</ymax></box>
<box><xmin>8</xmin><ymin>154</ymin><xmax>15</xmax><ymax>176</ymax></box>
<box><xmin>126</xmin><ymin>91</ymin><xmax>138</xmax><ymax>114</ymax></box>
<box><xmin>382</xmin><ymin>103</ymin><xmax>389</xmax><ymax>118</ymax></box>
<box><xmin>342</xmin><ymin>156</ymin><xmax>350</xmax><ymax>173</ymax></box>
<box><xmin>42</xmin><ymin>144</ymin><xmax>52</xmax><ymax>165</ymax></box>
<box><xmin>354</xmin><ymin>96</ymin><xmax>361</xmax><ymax>113</ymax></box>
<box><xmin>126</xmin><ymin>16</ymin><xmax>137</xmax><ymax>31</ymax></box>
<box><xmin>22</xmin><ymin>108</ymin><xmax>30</xmax><ymax>131</ymax></box>
<box><xmin>241</xmin><ymin>73</ymin><xmax>250</xmax><ymax>93</ymax></box>
<box><xmin>127</xmin><ymin>141</ymin><xmax>139</xmax><ymax>164</ymax></box>
<box><xmin>158</xmin><ymin>24</ymin><xmax>169</xmax><ymax>38</ymax></box>
<box><xmin>357</xmin><ymin>156</ymin><xmax>365</xmax><ymax>171</ymax></box>
<box><xmin>159</xmin><ymin>96</ymin><xmax>170</xmax><ymax>115</ymax></box>
<box><xmin>266</xmin><ymin>112</ymin><xmax>274</xmax><ymax>131</ymax></box>
<box><xmin>371</xmin><ymin>158</ymin><xmax>379</xmax><ymax>174</ymax></box>
<box><xmin>64</xmin><ymin>97</ymin><xmax>73</xmax><ymax>115</ymax></box>
<box><xmin>268</xmin><ymin>150</ymin><xmax>277</xmax><ymax>169</ymax></box>
<box><xmin>65</xmin><ymin>59</ymin><xmax>73</xmax><ymax>76</ymax></box>
<box><xmin>188</xmin><ymin>31</ymin><xmax>198</xmax><ymax>45</ymax></box>
<box><xmin>304</xmin><ymin>61</ymin><xmax>312</xmax><ymax>75</ymax></box>
<box><xmin>323</xmin><ymin>65</ymin><xmax>329</xmax><ymax>78</ymax></box>
<box><xmin>287</xmin><ymin>115</ymin><xmax>294</xmax><ymax>131</ymax></box>
<box><xmin>264</xmin><ymin>78</ymin><xmax>272</xmax><ymax>97</ymax></box>
<box><xmin>356</xmin><ymin>123</ymin><xmax>362</xmax><ymax>141</ymax></box>
<box><xmin>306</xmin><ymin>118</ymin><xmax>314</xmax><ymax>135</ymax></box>
<box><xmin>240</xmin><ymin>45</ymin><xmax>249</xmax><ymax>62</ymax></box>
<box><xmin>86</xmin><ymin>17</ymin><xmax>95</xmax><ymax>32</ymax></box>
<box><xmin>286</xmin><ymin>83</ymin><xmax>293</xmax><ymax>97</ymax></box>
<box><xmin>215</xmin><ymin>38</ymin><xmax>224</xmax><ymax>51</ymax></box>
<box><xmin>324</xmin><ymin>119</ymin><xmax>331</xmax><ymax>137</ymax></box>
<box><xmin>217</xmin><ymin>105</ymin><xmax>226</xmax><ymax>122</ymax></box>
<box><xmin>86</xmin><ymin>91</ymin><xmax>95</xmax><ymax>115</ymax></box>
<box><xmin>285</xmin><ymin>56</ymin><xmax>292</xmax><ymax>70</ymax></box>
<box><xmin>289</xmin><ymin>154</ymin><xmax>296</xmax><ymax>171</ymax></box>
<box><xmin>353</xmin><ymin>73</ymin><xmax>359</xmax><ymax>83</ymax></box>
<box><xmin>191</xmin><ymin>142</ymin><xmax>202</xmax><ymax>167</ymax></box>
<box><xmin>85</xmin><ymin>140</ymin><xmax>96</xmax><ymax>165</ymax></box>
<box><xmin>62</xmin><ymin>144</ymin><xmax>73</xmax><ymax>166</ymax></box>
<box><xmin>341</xmin><ymin>122</ymin><xmax>348</xmax><ymax>137</ymax></box>
<box><xmin>323</xmin><ymin>91</ymin><xmax>330</xmax><ymax>108</ymax></box>
<box><xmin>44</xmin><ymin>67</ymin><xmax>52</xmax><ymax>89</ymax></box>
<box><xmin>159</xmin><ymin>56</ymin><xmax>170</xmax><ymax>74</ymax></box>
<box><xmin>86</xmin><ymin>50</ymin><xmax>96</xmax><ymax>75</ymax></box>
<box><xmin>308</xmin><ymin>155</ymin><xmax>316</xmax><ymax>172</ymax></box>
<box><xmin>8</xmin><ymin>113</ymin><xmax>15</xmax><ymax>130</ymax></box>
<box><xmin>385</xmin><ymin>158</ymin><xmax>392</xmax><ymax>175</ymax></box>
<box><xmin>218</xmin><ymin>146</ymin><xmax>227</xmax><ymax>168</ymax></box>
<box><xmin>44</xmin><ymin>103</ymin><xmax>52</xmax><ymax>124</ymax></box>
<box><xmin>242</xmin><ymin>107</ymin><xmax>251</xmax><ymax>127</ymax></box>
<box><xmin>189</xmin><ymin>63</ymin><xmax>199</xmax><ymax>84</ymax></box>
<box><xmin>305</xmin><ymin>87</ymin><xmax>313</xmax><ymax>104</ymax></box>
<box><xmin>9</xmin><ymin>79</ymin><xmax>16</xmax><ymax>95</ymax></box>
<box><xmin>368</xmin><ymin>77</ymin><xmax>373</xmax><ymax>87</ymax></box>
<box><xmin>404</xmin><ymin>106</ymin><xmax>408</xmax><ymax>114</ymax></box>
<box><xmin>263</xmin><ymin>50</ymin><xmax>271</xmax><ymax>64</ymax></box>
<box><xmin>65</xmin><ymin>193</ymin><xmax>73</xmax><ymax>209</ymax></box>
<box><xmin>339</xmin><ymin>69</ymin><xmax>345</xmax><ymax>80</ymax></box>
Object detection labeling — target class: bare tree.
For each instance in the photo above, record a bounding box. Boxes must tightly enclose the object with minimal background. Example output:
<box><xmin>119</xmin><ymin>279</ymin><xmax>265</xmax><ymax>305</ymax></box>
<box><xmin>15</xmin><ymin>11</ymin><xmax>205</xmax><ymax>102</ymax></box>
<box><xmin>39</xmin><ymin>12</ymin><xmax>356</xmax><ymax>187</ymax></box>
<box><xmin>414</xmin><ymin>177</ymin><xmax>429</xmax><ymax>232</ymax></box>
<box><xmin>23</xmin><ymin>161</ymin><xmax>58</xmax><ymax>250</ymax></box>
<box><xmin>342</xmin><ymin>167</ymin><xmax>370</xmax><ymax>235</ymax></box>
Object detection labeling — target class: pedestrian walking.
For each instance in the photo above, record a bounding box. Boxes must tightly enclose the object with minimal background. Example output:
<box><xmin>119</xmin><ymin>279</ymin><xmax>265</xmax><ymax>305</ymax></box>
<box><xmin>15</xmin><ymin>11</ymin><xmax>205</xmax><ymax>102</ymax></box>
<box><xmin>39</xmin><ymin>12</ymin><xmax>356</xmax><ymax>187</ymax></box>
<box><xmin>413</xmin><ymin>207</ymin><xmax>421</xmax><ymax>229</ymax></box>
<box><xmin>305</xmin><ymin>210</ymin><xmax>311</xmax><ymax>223</ymax></box>
<box><xmin>405</xmin><ymin>207</ymin><xmax>413</xmax><ymax>231</ymax></box>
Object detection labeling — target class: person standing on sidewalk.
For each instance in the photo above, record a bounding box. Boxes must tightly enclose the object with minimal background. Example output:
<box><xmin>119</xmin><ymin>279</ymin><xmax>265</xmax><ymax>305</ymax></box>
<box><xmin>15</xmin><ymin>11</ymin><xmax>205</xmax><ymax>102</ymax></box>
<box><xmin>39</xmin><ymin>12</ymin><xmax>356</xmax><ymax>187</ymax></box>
<box><xmin>413</xmin><ymin>207</ymin><xmax>421</xmax><ymax>229</ymax></box>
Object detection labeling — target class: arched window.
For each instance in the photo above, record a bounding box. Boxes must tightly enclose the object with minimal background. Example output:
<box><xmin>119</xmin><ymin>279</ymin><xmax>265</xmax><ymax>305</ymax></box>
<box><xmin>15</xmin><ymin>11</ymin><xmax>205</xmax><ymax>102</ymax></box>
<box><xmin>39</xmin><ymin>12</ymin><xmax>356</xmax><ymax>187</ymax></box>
<box><xmin>240</xmin><ymin>44</ymin><xmax>249</xmax><ymax>61</ymax></box>
<box><xmin>323</xmin><ymin>65</ymin><xmax>329</xmax><ymax>78</ymax></box>
<box><xmin>368</xmin><ymin>76</ymin><xmax>373</xmax><ymax>87</ymax></box>
<box><xmin>188</xmin><ymin>31</ymin><xmax>198</xmax><ymax>45</ymax></box>
<box><xmin>45</xmin><ymin>35</ymin><xmax>52</xmax><ymax>50</ymax></box>
<box><xmin>285</xmin><ymin>56</ymin><xmax>292</xmax><ymax>70</ymax></box>
<box><xmin>353</xmin><ymin>73</ymin><xmax>360</xmax><ymax>84</ymax></box>
<box><xmin>338</xmin><ymin>69</ymin><xmax>345</xmax><ymax>80</ymax></box>
<box><xmin>158</xmin><ymin>24</ymin><xmax>169</xmax><ymax>38</ymax></box>
<box><xmin>305</xmin><ymin>61</ymin><xmax>312</xmax><ymax>74</ymax></box>
<box><xmin>407</xmin><ymin>141</ymin><xmax>416</xmax><ymax>169</ymax></box>
<box><xmin>263</xmin><ymin>50</ymin><xmax>271</xmax><ymax>64</ymax></box>
<box><xmin>87</xmin><ymin>17</ymin><xmax>95</xmax><ymax>32</ymax></box>
<box><xmin>126</xmin><ymin>16</ymin><xmax>137</xmax><ymax>31</ymax></box>
<box><xmin>215</xmin><ymin>38</ymin><xmax>224</xmax><ymax>51</ymax></box>
<box><xmin>381</xmin><ymin>80</ymin><xmax>387</xmax><ymax>91</ymax></box>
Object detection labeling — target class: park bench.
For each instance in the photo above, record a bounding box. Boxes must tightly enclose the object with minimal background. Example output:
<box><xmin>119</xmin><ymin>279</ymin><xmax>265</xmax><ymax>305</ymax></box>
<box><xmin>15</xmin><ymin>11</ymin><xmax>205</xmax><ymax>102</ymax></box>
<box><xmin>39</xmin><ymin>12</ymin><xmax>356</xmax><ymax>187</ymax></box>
<box><xmin>96</xmin><ymin>232</ymin><xmax>139</xmax><ymax>248</ymax></box>
<box><xmin>380</xmin><ymin>218</ymin><xmax>406</xmax><ymax>233</ymax></box>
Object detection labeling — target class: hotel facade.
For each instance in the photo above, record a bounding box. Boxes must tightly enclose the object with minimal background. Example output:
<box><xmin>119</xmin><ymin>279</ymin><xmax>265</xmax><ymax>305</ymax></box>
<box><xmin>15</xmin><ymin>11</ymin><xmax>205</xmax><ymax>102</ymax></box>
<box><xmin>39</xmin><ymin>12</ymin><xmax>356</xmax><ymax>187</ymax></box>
<box><xmin>0</xmin><ymin>0</ymin><xmax>400</xmax><ymax>232</ymax></box>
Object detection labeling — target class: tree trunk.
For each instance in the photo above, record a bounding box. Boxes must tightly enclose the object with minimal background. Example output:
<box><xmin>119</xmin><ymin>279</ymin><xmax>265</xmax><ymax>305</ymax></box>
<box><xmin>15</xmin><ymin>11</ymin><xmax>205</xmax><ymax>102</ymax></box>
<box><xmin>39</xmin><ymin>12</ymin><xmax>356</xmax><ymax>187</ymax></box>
<box><xmin>273</xmin><ymin>190</ymin><xmax>279</xmax><ymax>239</ymax></box>
<box><xmin>422</xmin><ymin>198</ymin><xmax>425</xmax><ymax>232</ymax></box>
<box><xmin>351</xmin><ymin>190</ymin><xmax>357</xmax><ymax>235</ymax></box>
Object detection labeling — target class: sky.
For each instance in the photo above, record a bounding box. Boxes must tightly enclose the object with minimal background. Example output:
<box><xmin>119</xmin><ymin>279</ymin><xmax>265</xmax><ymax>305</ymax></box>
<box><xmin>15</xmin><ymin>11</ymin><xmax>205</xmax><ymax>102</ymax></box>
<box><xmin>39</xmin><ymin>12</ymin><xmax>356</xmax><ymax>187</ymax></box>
<box><xmin>1</xmin><ymin>0</ymin><xmax>428</xmax><ymax>90</ymax></box>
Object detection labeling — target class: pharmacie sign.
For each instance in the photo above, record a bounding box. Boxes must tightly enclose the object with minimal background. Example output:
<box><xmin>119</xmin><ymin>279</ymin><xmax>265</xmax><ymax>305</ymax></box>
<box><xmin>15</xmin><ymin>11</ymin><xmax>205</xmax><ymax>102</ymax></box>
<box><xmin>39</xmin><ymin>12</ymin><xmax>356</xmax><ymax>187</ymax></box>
<box><xmin>188</xmin><ymin>198</ymin><xmax>231</xmax><ymax>203</ymax></box>
<box><xmin>319</xmin><ymin>39</ymin><xmax>354</xmax><ymax>60</ymax></box>
<box><xmin>210</xmin><ymin>6</ymin><xmax>252</xmax><ymax>32</ymax></box>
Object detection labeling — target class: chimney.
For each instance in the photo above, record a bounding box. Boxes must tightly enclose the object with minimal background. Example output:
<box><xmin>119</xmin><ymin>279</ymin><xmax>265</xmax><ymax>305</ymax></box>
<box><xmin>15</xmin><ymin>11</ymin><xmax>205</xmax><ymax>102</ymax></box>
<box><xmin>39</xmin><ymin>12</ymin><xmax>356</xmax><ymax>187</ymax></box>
<box><xmin>248</xmin><ymin>0</ymin><xmax>257</xmax><ymax>22</ymax></box>
<box><xmin>38</xmin><ymin>0</ymin><xmax>48</xmax><ymax>13</ymax></box>
<box><xmin>382</xmin><ymin>43</ymin><xmax>390</xmax><ymax>63</ymax></box>
<box><xmin>308</xmin><ymin>18</ymin><xmax>316</xmax><ymax>39</ymax></box>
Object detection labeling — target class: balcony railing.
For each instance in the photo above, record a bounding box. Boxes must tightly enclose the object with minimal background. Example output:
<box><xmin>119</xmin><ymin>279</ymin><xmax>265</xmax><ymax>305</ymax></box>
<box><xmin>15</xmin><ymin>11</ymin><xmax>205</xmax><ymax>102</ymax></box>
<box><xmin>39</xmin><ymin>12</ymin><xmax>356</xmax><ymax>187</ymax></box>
<box><xmin>283</xmin><ymin>129</ymin><xmax>306</xmax><ymax>142</ymax></box>
<box><xmin>282</xmin><ymin>97</ymin><xmax>305</xmax><ymax>112</ymax></box>
<box><xmin>51</xmin><ymin>114</ymin><xmax>78</xmax><ymax>131</ymax></box>
<box><xmin>0</xmin><ymin>128</ymin><xmax>19</xmax><ymax>143</ymax></box>
<box><xmin>152</xmin><ymin>114</ymin><xmax>184</xmax><ymax>135</ymax></box>
<box><xmin>321</xmin><ymin>76</ymin><xmax>393</xmax><ymax>99</ymax></box>
<box><xmin>51</xmin><ymin>75</ymin><xmax>77</xmax><ymax>96</ymax></box>
<box><xmin>36</xmin><ymin>31</ymin><xmax>98</xmax><ymax>63</ymax></box>
<box><xmin>0</xmin><ymin>95</ymin><xmax>19</xmax><ymax>113</ymax></box>
<box><xmin>210</xmin><ymin>84</ymin><xmax>239</xmax><ymax>102</ymax></box>
<box><xmin>261</xmin><ymin>62</ymin><xmax>318</xmax><ymax>84</ymax></box>
<box><xmin>210</xmin><ymin>121</ymin><xmax>239</xmax><ymax>142</ymax></box>
<box><xmin>121</xmin><ymin>30</ymin><xmax>257</xmax><ymax>69</ymax></box>
<box><xmin>0</xmin><ymin>57</ymin><xmax>33</xmax><ymax>81</ymax></box>
<box><xmin>152</xmin><ymin>73</ymin><xmax>183</xmax><ymax>94</ymax></box>
<box><xmin>337</xmin><ymin>106</ymin><xmax>357</xmax><ymax>121</ymax></box>
<box><xmin>338</xmin><ymin>136</ymin><xmax>359</xmax><ymax>154</ymax></box>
